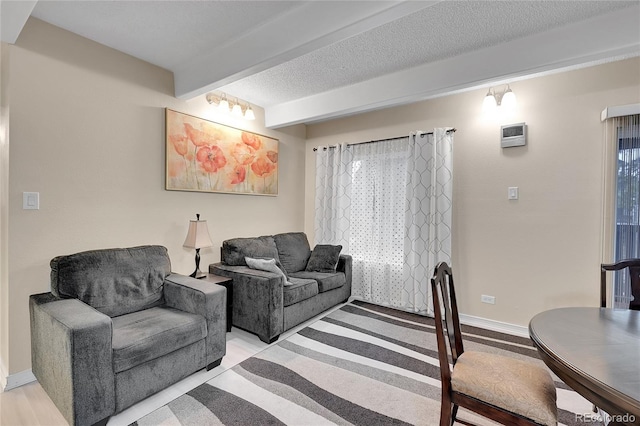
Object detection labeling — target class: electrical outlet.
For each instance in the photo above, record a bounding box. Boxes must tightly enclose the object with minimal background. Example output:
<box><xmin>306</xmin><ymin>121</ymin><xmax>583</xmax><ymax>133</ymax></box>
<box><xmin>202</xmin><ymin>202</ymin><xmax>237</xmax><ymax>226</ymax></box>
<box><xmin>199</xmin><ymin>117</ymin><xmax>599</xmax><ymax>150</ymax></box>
<box><xmin>481</xmin><ymin>295</ymin><xmax>496</xmax><ymax>304</ymax></box>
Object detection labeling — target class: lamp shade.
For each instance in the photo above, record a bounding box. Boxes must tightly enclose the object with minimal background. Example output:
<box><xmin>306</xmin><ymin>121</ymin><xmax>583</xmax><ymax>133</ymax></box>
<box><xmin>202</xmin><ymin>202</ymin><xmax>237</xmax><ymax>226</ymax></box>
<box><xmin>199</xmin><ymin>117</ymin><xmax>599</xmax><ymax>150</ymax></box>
<box><xmin>482</xmin><ymin>91</ymin><xmax>497</xmax><ymax>112</ymax></box>
<box><xmin>244</xmin><ymin>105</ymin><xmax>255</xmax><ymax>120</ymax></box>
<box><xmin>501</xmin><ymin>88</ymin><xmax>517</xmax><ymax>110</ymax></box>
<box><xmin>231</xmin><ymin>102</ymin><xmax>243</xmax><ymax>117</ymax></box>
<box><xmin>218</xmin><ymin>98</ymin><xmax>230</xmax><ymax>113</ymax></box>
<box><xmin>183</xmin><ymin>219</ymin><xmax>213</xmax><ymax>249</ymax></box>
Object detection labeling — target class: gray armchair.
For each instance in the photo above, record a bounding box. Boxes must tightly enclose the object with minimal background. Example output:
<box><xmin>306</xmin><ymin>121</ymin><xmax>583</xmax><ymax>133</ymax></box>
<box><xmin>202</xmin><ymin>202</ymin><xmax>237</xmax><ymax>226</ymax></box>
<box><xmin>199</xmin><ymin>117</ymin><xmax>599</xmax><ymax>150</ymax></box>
<box><xmin>29</xmin><ymin>245</ymin><xmax>226</xmax><ymax>426</ymax></box>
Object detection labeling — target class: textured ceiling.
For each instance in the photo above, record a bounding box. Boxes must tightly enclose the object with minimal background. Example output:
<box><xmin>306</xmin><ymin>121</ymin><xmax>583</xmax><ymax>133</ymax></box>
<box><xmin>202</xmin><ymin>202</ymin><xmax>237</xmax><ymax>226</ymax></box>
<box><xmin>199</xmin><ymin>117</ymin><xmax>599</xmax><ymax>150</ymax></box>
<box><xmin>5</xmin><ymin>0</ymin><xmax>639</xmax><ymax>128</ymax></box>
<box><xmin>223</xmin><ymin>0</ymin><xmax>636</xmax><ymax>107</ymax></box>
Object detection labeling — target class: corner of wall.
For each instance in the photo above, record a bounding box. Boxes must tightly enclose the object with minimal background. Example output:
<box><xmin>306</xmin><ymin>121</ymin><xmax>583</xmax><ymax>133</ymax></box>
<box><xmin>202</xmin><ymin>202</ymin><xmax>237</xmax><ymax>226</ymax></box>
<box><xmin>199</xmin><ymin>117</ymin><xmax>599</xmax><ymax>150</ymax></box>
<box><xmin>0</xmin><ymin>41</ymin><xmax>10</xmax><ymax>385</ymax></box>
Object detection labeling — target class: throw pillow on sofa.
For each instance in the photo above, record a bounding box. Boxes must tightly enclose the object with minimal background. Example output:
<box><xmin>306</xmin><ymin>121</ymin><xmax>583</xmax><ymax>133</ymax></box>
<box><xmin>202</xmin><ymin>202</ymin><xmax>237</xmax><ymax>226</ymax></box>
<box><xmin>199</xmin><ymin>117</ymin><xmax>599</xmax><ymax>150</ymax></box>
<box><xmin>305</xmin><ymin>244</ymin><xmax>342</xmax><ymax>273</ymax></box>
<box><xmin>245</xmin><ymin>257</ymin><xmax>292</xmax><ymax>286</ymax></box>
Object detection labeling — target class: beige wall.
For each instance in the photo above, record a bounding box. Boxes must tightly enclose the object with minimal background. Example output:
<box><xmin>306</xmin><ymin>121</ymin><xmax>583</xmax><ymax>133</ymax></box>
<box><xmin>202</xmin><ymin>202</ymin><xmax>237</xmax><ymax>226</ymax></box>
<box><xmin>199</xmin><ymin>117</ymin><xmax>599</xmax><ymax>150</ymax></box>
<box><xmin>305</xmin><ymin>57</ymin><xmax>640</xmax><ymax>328</ymax></box>
<box><xmin>2</xmin><ymin>18</ymin><xmax>306</xmax><ymax>375</ymax></box>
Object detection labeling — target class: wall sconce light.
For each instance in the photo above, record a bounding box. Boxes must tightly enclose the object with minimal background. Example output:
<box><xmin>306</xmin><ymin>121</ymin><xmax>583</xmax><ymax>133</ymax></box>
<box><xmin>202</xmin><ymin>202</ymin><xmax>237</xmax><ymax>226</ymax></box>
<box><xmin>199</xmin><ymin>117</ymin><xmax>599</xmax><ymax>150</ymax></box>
<box><xmin>482</xmin><ymin>85</ymin><xmax>517</xmax><ymax>112</ymax></box>
<box><xmin>206</xmin><ymin>92</ymin><xmax>255</xmax><ymax>120</ymax></box>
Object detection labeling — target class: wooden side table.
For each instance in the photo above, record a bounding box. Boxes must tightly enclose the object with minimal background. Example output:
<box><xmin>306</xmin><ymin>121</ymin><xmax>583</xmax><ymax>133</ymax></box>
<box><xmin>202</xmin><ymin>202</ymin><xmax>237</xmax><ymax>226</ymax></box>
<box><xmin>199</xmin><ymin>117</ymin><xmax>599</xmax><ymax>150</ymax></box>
<box><xmin>201</xmin><ymin>274</ymin><xmax>233</xmax><ymax>332</ymax></box>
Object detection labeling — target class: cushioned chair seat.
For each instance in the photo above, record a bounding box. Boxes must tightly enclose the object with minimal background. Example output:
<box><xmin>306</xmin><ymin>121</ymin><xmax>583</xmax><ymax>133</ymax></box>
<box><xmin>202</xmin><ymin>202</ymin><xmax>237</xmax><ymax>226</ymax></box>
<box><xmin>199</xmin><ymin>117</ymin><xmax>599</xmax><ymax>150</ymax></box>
<box><xmin>451</xmin><ymin>351</ymin><xmax>557</xmax><ymax>426</ymax></box>
<box><xmin>283</xmin><ymin>278</ymin><xmax>318</xmax><ymax>307</ymax></box>
<box><xmin>112</xmin><ymin>306</ymin><xmax>207</xmax><ymax>373</ymax></box>
<box><xmin>289</xmin><ymin>271</ymin><xmax>345</xmax><ymax>293</ymax></box>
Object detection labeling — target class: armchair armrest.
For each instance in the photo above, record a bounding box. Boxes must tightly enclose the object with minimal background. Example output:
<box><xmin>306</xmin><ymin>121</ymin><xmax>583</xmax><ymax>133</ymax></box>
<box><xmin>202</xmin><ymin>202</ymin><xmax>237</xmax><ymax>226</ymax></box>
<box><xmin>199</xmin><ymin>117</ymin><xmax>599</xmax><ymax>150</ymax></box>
<box><xmin>210</xmin><ymin>263</ymin><xmax>284</xmax><ymax>343</ymax></box>
<box><xmin>164</xmin><ymin>274</ymin><xmax>226</xmax><ymax>367</ymax></box>
<box><xmin>29</xmin><ymin>293</ymin><xmax>114</xmax><ymax>426</ymax></box>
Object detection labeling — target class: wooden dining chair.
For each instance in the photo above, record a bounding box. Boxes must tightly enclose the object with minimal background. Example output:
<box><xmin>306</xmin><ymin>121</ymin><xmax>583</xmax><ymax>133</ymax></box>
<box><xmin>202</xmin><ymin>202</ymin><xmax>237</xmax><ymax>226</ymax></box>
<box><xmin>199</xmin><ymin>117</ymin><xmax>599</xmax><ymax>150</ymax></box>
<box><xmin>600</xmin><ymin>259</ymin><xmax>640</xmax><ymax>310</ymax></box>
<box><xmin>430</xmin><ymin>262</ymin><xmax>558</xmax><ymax>426</ymax></box>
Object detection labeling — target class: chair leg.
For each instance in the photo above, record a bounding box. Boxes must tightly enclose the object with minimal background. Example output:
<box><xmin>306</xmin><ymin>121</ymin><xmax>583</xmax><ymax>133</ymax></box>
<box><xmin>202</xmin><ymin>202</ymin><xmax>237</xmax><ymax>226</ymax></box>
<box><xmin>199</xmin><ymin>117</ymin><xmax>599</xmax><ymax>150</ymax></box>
<box><xmin>91</xmin><ymin>418</ymin><xmax>109</xmax><ymax>426</ymax></box>
<box><xmin>206</xmin><ymin>358</ymin><xmax>222</xmax><ymax>371</ymax></box>
<box><xmin>440</xmin><ymin>399</ymin><xmax>453</xmax><ymax>426</ymax></box>
<box><xmin>451</xmin><ymin>404</ymin><xmax>459</xmax><ymax>425</ymax></box>
<box><xmin>260</xmin><ymin>334</ymin><xmax>279</xmax><ymax>344</ymax></box>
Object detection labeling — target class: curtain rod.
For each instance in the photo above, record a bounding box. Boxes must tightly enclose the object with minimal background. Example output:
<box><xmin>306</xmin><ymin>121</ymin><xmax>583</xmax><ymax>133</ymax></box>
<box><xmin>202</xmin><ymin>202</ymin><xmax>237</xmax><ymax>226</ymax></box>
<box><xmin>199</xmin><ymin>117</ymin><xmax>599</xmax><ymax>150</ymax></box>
<box><xmin>312</xmin><ymin>128</ymin><xmax>456</xmax><ymax>151</ymax></box>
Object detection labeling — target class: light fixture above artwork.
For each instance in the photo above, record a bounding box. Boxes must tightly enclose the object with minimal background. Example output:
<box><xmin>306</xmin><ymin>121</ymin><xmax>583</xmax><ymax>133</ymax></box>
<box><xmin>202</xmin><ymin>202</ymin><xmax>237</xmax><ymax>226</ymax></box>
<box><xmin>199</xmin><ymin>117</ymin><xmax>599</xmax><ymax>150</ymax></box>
<box><xmin>482</xmin><ymin>85</ymin><xmax>517</xmax><ymax>112</ymax></box>
<box><xmin>206</xmin><ymin>92</ymin><xmax>255</xmax><ymax>120</ymax></box>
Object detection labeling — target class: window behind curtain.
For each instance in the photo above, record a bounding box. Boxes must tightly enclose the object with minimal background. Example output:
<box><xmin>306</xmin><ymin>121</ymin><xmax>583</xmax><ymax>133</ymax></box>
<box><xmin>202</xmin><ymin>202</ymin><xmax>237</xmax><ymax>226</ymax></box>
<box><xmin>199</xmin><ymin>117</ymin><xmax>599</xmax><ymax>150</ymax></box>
<box><xmin>349</xmin><ymin>140</ymin><xmax>409</xmax><ymax>305</ymax></box>
<box><xmin>314</xmin><ymin>129</ymin><xmax>453</xmax><ymax>314</ymax></box>
<box><xmin>613</xmin><ymin>114</ymin><xmax>640</xmax><ymax>308</ymax></box>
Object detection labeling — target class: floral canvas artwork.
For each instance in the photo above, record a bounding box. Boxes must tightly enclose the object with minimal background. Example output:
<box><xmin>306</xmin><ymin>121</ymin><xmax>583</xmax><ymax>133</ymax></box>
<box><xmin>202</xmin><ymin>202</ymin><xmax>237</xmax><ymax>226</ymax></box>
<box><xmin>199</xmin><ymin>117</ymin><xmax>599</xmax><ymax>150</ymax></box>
<box><xmin>166</xmin><ymin>109</ymin><xmax>278</xmax><ymax>195</ymax></box>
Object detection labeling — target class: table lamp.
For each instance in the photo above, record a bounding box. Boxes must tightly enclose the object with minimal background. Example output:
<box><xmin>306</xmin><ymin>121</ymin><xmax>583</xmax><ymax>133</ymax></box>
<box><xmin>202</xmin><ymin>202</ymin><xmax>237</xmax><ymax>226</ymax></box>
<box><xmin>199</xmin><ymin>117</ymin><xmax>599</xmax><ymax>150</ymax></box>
<box><xmin>183</xmin><ymin>213</ymin><xmax>213</xmax><ymax>279</ymax></box>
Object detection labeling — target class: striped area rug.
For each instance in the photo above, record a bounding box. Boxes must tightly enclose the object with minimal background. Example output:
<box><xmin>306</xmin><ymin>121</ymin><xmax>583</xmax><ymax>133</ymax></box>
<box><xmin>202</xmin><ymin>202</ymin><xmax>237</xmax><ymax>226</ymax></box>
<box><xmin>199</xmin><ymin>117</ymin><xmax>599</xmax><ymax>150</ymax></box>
<box><xmin>132</xmin><ymin>301</ymin><xmax>600</xmax><ymax>426</ymax></box>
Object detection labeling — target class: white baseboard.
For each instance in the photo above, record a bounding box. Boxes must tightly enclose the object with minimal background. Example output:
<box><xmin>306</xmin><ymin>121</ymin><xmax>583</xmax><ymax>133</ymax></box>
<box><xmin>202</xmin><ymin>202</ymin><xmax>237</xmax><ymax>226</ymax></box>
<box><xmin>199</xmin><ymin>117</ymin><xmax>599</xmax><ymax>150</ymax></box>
<box><xmin>2</xmin><ymin>369</ymin><xmax>36</xmax><ymax>392</ymax></box>
<box><xmin>349</xmin><ymin>298</ymin><xmax>530</xmax><ymax>338</ymax></box>
<box><xmin>459</xmin><ymin>313</ymin><xmax>529</xmax><ymax>338</ymax></box>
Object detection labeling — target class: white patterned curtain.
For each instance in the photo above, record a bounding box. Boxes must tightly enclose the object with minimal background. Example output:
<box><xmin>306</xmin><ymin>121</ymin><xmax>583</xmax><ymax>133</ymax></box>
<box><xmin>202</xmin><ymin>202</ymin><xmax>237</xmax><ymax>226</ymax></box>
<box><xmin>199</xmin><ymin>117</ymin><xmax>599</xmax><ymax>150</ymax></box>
<box><xmin>314</xmin><ymin>144</ymin><xmax>352</xmax><ymax>248</ymax></box>
<box><xmin>314</xmin><ymin>129</ymin><xmax>453</xmax><ymax>315</ymax></box>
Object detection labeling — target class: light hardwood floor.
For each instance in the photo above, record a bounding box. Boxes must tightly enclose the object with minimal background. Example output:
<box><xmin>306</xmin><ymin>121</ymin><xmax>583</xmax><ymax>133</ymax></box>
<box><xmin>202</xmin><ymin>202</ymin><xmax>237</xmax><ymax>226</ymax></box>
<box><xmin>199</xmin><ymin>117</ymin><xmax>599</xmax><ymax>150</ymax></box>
<box><xmin>0</xmin><ymin>304</ymin><xmax>347</xmax><ymax>426</ymax></box>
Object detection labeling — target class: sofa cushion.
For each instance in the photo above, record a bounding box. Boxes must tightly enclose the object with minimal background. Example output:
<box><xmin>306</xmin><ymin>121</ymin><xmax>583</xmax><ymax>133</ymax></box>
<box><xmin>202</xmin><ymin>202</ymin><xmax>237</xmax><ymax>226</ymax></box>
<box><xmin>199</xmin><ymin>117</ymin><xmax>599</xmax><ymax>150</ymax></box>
<box><xmin>222</xmin><ymin>236</ymin><xmax>279</xmax><ymax>266</ymax></box>
<box><xmin>283</xmin><ymin>277</ymin><xmax>318</xmax><ymax>307</ymax></box>
<box><xmin>50</xmin><ymin>245</ymin><xmax>171</xmax><ymax>317</ymax></box>
<box><xmin>289</xmin><ymin>271</ymin><xmax>346</xmax><ymax>293</ymax></box>
<box><xmin>306</xmin><ymin>244</ymin><xmax>342</xmax><ymax>273</ymax></box>
<box><xmin>274</xmin><ymin>232</ymin><xmax>312</xmax><ymax>274</ymax></box>
<box><xmin>111</xmin><ymin>306</ymin><xmax>206</xmax><ymax>373</ymax></box>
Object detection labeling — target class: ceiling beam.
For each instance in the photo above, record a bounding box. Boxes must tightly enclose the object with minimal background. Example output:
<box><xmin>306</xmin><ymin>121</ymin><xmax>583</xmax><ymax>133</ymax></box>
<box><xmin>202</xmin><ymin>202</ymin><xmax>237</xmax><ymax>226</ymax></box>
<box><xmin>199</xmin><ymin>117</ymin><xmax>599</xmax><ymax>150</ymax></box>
<box><xmin>1</xmin><ymin>0</ymin><xmax>37</xmax><ymax>44</ymax></box>
<box><xmin>174</xmin><ymin>0</ymin><xmax>441</xmax><ymax>99</ymax></box>
<box><xmin>265</xmin><ymin>4</ymin><xmax>640</xmax><ymax>128</ymax></box>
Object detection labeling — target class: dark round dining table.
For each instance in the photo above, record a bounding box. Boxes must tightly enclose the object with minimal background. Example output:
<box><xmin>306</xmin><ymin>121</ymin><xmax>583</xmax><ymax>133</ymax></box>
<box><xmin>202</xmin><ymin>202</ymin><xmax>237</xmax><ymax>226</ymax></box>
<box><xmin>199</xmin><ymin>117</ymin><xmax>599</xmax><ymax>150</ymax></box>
<box><xmin>529</xmin><ymin>307</ymin><xmax>640</xmax><ymax>426</ymax></box>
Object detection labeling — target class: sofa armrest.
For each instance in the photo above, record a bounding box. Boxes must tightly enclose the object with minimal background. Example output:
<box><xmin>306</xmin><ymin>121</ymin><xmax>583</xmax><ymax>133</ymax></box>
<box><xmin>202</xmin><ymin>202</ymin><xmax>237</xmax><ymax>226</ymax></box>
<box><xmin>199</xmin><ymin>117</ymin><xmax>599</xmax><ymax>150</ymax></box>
<box><xmin>338</xmin><ymin>254</ymin><xmax>352</xmax><ymax>291</ymax></box>
<box><xmin>210</xmin><ymin>263</ymin><xmax>284</xmax><ymax>343</ymax></box>
<box><xmin>163</xmin><ymin>274</ymin><xmax>226</xmax><ymax>366</ymax></box>
<box><xmin>29</xmin><ymin>293</ymin><xmax>115</xmax><ymax>426</ymax></box>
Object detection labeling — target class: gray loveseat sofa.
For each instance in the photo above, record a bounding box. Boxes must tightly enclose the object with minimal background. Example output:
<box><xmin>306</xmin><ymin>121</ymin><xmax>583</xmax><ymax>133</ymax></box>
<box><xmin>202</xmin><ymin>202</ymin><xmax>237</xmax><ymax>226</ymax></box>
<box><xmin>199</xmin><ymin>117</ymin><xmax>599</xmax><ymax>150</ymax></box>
<box><xmin>210</xmin><ymin>232</ymin><xmax>351</xmax><ymax>343</ymax></box>
<box><xmin>29</xmin><ymin>245</ymin><xmax>227</xmax><ymax>426</ymax></box>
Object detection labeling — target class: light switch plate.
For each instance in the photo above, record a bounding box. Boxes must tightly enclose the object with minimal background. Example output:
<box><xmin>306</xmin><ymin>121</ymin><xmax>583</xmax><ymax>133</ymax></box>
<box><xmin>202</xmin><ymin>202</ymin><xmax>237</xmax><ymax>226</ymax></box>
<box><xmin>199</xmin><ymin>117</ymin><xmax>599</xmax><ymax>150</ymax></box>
<box><xmin>23</xmin><ymin>192</ymin><xmax>40</xmax><ymax>210</ymax></box>
<box><xmin>508</xmin><ymin>187</ymin><xmax>519</xmax><ymax>200</ymax></box>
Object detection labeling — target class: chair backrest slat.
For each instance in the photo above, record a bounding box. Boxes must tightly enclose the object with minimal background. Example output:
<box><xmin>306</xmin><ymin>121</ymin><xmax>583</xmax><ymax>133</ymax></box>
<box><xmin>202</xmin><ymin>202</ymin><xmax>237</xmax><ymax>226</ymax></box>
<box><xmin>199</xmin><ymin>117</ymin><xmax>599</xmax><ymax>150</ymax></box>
<box><xmin>431</xmin><ymin>262</ymin><xmax>464</xmax><ymax>375</ymax></box>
